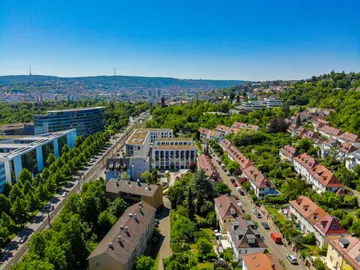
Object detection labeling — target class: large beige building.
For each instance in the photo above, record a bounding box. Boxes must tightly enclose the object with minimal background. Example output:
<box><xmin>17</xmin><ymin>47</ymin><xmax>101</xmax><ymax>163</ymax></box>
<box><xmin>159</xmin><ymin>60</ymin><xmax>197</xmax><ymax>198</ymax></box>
<box><xmin>106</xmin><ymin>179</ymin><xmax>163</xmax><ymax>209</ymax></box>
<box><xmin>87</xmin><ymin>201</ymin><xmax>156</xmax><ymax>270</ymax></box>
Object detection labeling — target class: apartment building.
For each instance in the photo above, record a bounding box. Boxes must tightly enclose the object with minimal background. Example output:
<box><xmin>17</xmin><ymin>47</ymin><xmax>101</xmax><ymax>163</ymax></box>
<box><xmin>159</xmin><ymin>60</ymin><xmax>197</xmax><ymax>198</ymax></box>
<box><xmin>293</xmin><ymin>153</ymin><xmax>345</xmax><ymax>193</ymax></box>
<box><xmin>320</xmin><ymin>137</ymin><xmax>339</xmax><ymax>158</ymax></box>
<box><xmin>227</xmin><ymin>217</ymin><xmax>267</xmax><ymax>263</ymax></box>
<box><xmin>214</xmin><ymin>194</ymin><xmax>244</xmax><ymax>233</ymax></box>
<box><xmin>104</xmin><ymin>157</ymin><xmax>150</xmax><ymax>181</ymax></box>
<box><xmin>34</xmin><ymin>107</ymin><xmax>105</xmax><ymax>136</ymax></box>
<box><xmin>106</xmin><ymin>179</ymin><xmax>163</xmax><ymax>209</ymax></box>
<box><xmin>338</xmin><ymin>143</ymin><xmax>358</xmax><ymax>163</ymax></box>
<box><xmin>317</xmin><ymin>125</ymin><xmax>343</xmax><ymax>139</ymax></box>
<box><xmin>152</xmin><ymin>140</ymin><xmax>196</xmax><ymax>170</ymax></box>
<box><xmin>242</xmin><ymin>166</ymin><xmax>279</xmax><ymax>199</ymax></box>
<box><xmin>0</xmin><ymin>130</ymin><xmax>76</xmax><ymax>192</ymax></box>
<box><xmin>326</xmin><ymin>236</ymin><xmax>360</xmax><ymax>270</ymax></box>
<box><xmin>338</xmin><ymin>132</ymin><xmax>359</xmax><ymax>145</ymax></box>
<box><xmin>289</xmin><ymin>196</ymin><xmax>348</xmax><ymax>247</ymax></box>
<box><xmin>125</xmin><ymin>129</ymin><xmax>151</xmax><ymax>157</ymax></box>
<box><xmin>216</xmin><ymin>125</ymin><xmax>231</xmax><ymax>136</ymax></box>
<box><xmin>197</xmin><ymin>154</ymin><xmax>219</xmax><ymax>181</ymax></box>
<box><xmin>346</xmin><ymin>152</ymin><xmax>360</xmax><ymax>172</ymax></box>
<box><xmin>87</xmin><ymin>201</ymin><xmax>156</xmax><ymax>270</ymax></box>
<box><xmin>199</xmin><ymin>127</ymin><xmax>211</xmax><ymax>140</ymax></box>
<box><xmin>144</xmin><ymin>128</ymin><xmax>173</xmax><ymax>143</ymax></box>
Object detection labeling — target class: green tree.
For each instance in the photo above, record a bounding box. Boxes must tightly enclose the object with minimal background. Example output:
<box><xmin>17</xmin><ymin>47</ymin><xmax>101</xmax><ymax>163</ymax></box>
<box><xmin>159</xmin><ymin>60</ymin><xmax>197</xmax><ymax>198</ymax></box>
<box><xmin>25</xmin><ymin>190</ymin><xmax>39</xmax><ymax>212</ymax></box>
<box><xmin>214</xmin><ymin>182</ymin><xmax>231</xmax><ymax>195</ymax></box>
<box><xmin>10</xmin><ymin>197</ymin><xmax>27</xmax><ymax>220</ymax></box>
<box><xmin>23</xmin><ymin>180</ymin><xmax>32</xmax><ymax>195</ymax></box>
<box><xmin>187</xmin><ymin>186</ymin><xmax>194</xmax><ymax>220</ymax></box>
<box><xmin>28</xmin><ymin>232</ymin><xmax>47</xmax><ymax>258</ymax></box>
<box><xmin>141</xmin><ymin>171</ymin><xmax>152</xmax><ymax>183</ymax></box>
<box><xmin>9</xmin><ymin>184</ymin><xmax>24</xmax><ymax>202</ymax></box>
<box><xmin>18</xmin><ymin>169</ymin><xmax>33</xmax><ymax>184</ymax></box>
<box><xmin>0</xmin><ymin>194</ymin><xmax>11</xmax><ymax>214</ymax></box>
<box><xmin>44</xmin><ymin>242</ymin><xmax>68</xmax><ymax>269</ymax></box>
<box><xmin>136</xmin><ymin>255</ymin><xmax>155</xmax><ymax>270</ymax></box>
<box><xmin>1</xmin><ymin>212</ymin><xmax>16</xmax><ymax>230</ymax></box>
<box><xmin>46</xmin><ymin>153</ymin><xmax>56</xmax><ymax>167</ymax></box>
<box><xmin>151</xmin><ymin>169</ymin><xmax>158</xmax><ymax>183</ymax></box>
<box><xmin>41</xmin><ymin>168</ymin><xmax>50</xmax><ymax>180</ymax></box>
<box><xmin>196</xmin><ymin>238</ymin><xmax>213</xmax><ymax>256</ymax></box>
<box><xmin>108</xmin><ymin>198</ymin><xmax>128</xmax><ymax>218</ymax></box>
<box><xmin>61</xmin><ymin>144</ymin><xmax>70</xmax><ymax>155</ymax></box>
<box><xmin>97</xmin><ymin>210</ymin><xmax>116</xmax><ymax>237</ymax></box>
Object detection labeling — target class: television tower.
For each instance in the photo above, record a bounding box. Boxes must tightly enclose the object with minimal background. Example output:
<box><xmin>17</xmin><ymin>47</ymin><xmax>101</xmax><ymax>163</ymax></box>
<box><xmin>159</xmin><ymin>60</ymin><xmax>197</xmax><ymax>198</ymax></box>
<box><xmin>29</xmin><ymin>65</ymin><xmax>32</xmax><ymax>76</ymax></box>
<box><xmin>114</xmin><ymin>68</ymin><xmax>116</xmax><ymax>76</ymax></box>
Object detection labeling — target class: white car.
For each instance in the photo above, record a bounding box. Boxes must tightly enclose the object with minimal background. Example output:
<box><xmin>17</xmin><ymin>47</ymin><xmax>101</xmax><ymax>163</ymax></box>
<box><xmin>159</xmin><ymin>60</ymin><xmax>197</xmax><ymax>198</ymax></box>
<box><xmin>286</xmin><ymin>254</ymin><xmax>298</xmax><ymax>264</ymax></box>
<box><xmin>252</xmin><ymin>207</ymin><xmax>258</xmax><ymax>213</ymax></box>
<box><xmin>61</xmin><ymin>192</ymin><xmax>68</xmax><ymax>197</ymax></box>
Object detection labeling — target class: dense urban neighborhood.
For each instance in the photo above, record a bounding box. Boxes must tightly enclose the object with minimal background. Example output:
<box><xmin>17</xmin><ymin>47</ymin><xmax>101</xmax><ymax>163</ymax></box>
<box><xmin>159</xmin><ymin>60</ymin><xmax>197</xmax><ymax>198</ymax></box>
<box><xmin>0</xmin><ymin>70</ymin><xmax>359</xmax><ymax>270</ymax></box>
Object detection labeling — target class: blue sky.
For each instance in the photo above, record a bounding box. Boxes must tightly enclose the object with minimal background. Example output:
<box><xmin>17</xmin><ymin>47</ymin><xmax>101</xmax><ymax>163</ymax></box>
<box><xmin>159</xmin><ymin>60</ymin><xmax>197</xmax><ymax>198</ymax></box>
<box><xmin>0</xmin><ymin>0</ymin><xmax>359</xmax><ymax>80</ymax></box>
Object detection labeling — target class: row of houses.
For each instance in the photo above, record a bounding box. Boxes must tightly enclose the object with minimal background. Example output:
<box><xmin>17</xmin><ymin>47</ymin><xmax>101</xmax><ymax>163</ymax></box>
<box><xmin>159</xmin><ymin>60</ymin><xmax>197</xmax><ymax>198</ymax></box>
<box><xmin>280</xmin><ymin>145</ymin><xmax>345</xmax><ymax>194</ymax></box>
<box><xmin>199</xmin><ymin>122</ymin><xmax>260</xmax><ymax>141</ymax></box>
<box><xmin>220</xmin><ymin>139</ymin><xmax>279</xmax><ymax>199</ymax></box>
<box><xmin>197</xmin><ymin>154</ymin><xmax>220</xmax><ymax>181</ymax></box>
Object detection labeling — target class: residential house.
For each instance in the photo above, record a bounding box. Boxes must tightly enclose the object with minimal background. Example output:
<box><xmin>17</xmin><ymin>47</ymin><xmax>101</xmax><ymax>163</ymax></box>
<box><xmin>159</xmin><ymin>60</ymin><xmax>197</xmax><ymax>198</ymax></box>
<box><xmin>242</xmin><ymin>251</ymin><xmax>282</xmax><ymax>270</ymax></box>
<box><xmin>216</xmin><ymin>125</ymin><xmax>231</xmax><ymax>136</ymax></box>
<box><xmin>338</xmin><ymin>143</ymin><xmax>358</xmax><ymax>163</ymax></box>
<box><xmin>106</xmin><ymin>179</ymin><xmax>163</xmax><ymax>209</ymax></box>
<box><xmin>231</xmin><ymin>122</ymin><xmax>260</xmax><ymax>131</ymax></box>
<box><xmin>279</xmin><ymin>145</ymin><xmax>297</xmax><ymax>162</ymax></box>
<box><xmin>197</xmin><ymin>154</ymin><xmax>219</xmax><ymax>181</ymax></box>
<box><xmin>346</xmin><ymin>152</ymin><xmax>360</xmax><ymax>172</ymax></box>
<box><xmin>312</xmin><ymin>116</ymin><xmax>330</xmax><ymax>128</ymax></box>
<box><xmin>318</xmin><ymin>125</ymin><xmax>343</xmax><ymax>139</ymax></box>
<box><xmin>214</xmin><ymin>194</ymin><xmax>244</xmax><ymax>233</ymax></box>
<box><xmin>199</xmin><ymin>127</ymin><xmax>211</xmax><ymax>140</ymax></box>
<box><xmin>242</xmin><ymin>166</ymin><xmax>279</xmax><ymax>199</ymax></box>
<box><xmin>105</xmin><ymin>157</ymin><xmax>150</xmax><ymax>181</ymax></box>
<box><xmin>87</xmin><ymin>201</ymin><xmax>156</xmax><ymax>270</ymax></box>
<box><xmin>320</xmin><ymin>137</ymin><xmax>338</xmax><ymax>158</ymax></box>
<box><xmin>326</xmin><ymin>235</ymin><xmax>360</xmax><ymax>270</ymax></box>
<box><xmin>227</xmin><ymin>217</ymin><xmax>267</xmax><ymax>263</ymax></box>
<box><xmin>220</xmin><ymin>139</ymin><xmax>254</xmax><ymax>170</ymax></box>
<box><xmin>289</xmin><ymin>196</ymin><xmax>348</xmax><ymax>247</ymax></box>
<box><xmin>209</xmin><ymin>130</ymin><xmax>223</xmax><ymax>141</ymax></box>
<box><xmin>338</xmin><ymin>132</ymin><xmax>359</xmax><ymax>145</ymax></box>
<box><xmin>302</xmin><ymin>131</ymin><xmax>321</xmax><ymax>144</ymax></box>
<box><xmin>293</xmin><ymin>153</ymin><xmax>345</xmax><ymax>193</ymax></box>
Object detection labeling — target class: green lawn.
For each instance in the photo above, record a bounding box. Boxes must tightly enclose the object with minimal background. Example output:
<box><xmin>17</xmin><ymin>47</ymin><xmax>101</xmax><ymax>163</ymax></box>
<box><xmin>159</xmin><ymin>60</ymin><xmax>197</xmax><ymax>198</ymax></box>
<box><xmin>265</xmin><ymin>206</ymin><xmax>288</xmax><ymax>225</ymax></box>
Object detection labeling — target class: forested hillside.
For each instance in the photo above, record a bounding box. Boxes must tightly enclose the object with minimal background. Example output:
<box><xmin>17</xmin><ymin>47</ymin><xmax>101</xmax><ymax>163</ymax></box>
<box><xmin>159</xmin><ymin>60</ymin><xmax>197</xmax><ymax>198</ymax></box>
<box><xmin>281</xmin><ymin>71</ymin><xmax>360</xmax><ymax>135</ymax></box>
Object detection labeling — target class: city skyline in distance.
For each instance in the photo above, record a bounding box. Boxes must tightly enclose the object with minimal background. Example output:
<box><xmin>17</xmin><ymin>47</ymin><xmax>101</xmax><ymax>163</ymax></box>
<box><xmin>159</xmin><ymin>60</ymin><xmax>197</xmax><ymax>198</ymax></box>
<box><xmin>1</xmin><ymin>0</ymin><xmax>359</xmax><ymax>81</ymax></box>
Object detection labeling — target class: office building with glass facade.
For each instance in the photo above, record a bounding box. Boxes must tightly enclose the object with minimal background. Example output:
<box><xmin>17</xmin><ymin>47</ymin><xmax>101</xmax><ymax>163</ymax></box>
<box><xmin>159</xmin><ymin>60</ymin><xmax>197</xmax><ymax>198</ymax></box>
<box><xmin>0</xmin><ymin>129</ymin><xmax>76</xmax><ymax>192</ymax></box>
<box><xmin>33</xmin><ymin>107</ymin><xmax>105</xmax><ymax>136</ymax></box>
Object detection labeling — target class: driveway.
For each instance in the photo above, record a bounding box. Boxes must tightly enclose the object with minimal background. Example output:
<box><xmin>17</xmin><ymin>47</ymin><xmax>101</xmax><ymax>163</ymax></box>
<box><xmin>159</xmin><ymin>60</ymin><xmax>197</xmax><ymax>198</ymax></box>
<box><xmin>211</xmin><ymin>155</ymin><xmax>306</xmax><ymax>270</ymax></box>
<box><xmin>157</xmin><ymin>197</ymin><xmax>172</xmax><ymax>270</ymax></box>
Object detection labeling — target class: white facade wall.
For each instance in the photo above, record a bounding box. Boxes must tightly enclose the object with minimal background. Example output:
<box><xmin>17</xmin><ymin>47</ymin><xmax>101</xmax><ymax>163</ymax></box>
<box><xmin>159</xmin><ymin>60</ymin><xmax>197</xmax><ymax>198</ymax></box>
<box><xmin>152</xmin><ymin>148</ymin><xmax>197</xmax><ymax>170</ymax></box>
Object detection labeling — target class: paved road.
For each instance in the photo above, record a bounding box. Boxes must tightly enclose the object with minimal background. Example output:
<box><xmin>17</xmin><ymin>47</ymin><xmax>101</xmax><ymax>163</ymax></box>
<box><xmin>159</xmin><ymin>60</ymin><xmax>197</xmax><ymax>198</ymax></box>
<box><xmin>157</xmin><ymin>197</ymin><xmax>172</xmax><ymax>270</ymax></box>
<box><xmin>0</xmin><ymin>112</ymin><xmax>149</xmax><ymax>270</ymax></box>
<box><xmin>210</xmin><ymin>155</ymin><xmax>306</xmax><ymax>270</ymax></box>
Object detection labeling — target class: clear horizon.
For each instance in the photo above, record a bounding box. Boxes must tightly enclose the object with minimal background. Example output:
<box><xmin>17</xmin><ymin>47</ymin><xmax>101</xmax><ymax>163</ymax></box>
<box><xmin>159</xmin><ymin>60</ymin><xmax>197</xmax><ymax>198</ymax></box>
<box><xmin>1</xmin><ymin>0</ymin><xmax>359</xmax><ymax>81</ymax></box>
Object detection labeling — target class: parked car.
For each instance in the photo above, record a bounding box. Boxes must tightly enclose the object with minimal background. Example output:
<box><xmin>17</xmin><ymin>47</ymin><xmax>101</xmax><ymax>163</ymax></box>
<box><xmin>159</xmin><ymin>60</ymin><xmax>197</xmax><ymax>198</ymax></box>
<box><xmin>286</xmin><ymin>254</ymin><xmax>298</xmax><ymax>264</ymax></box>
<box><xmin>270</xmin><ymin>232</ymin><xmax>282</xmax><ymax>244</ymax></box>
<box><xmin>61</xmin><ymin>192</ymin><xmax>68</xmax><ymax>197</ymax></box>
<box><xmin>261</xmin><ymin>222</ymin><xmax>270</xmax><ymax>230</ymax></box>
<box><xmin>251</xmin><ymin>207</ymin><xmax>258</xmax><ymax>213</ymax></box>
<box><xmin>256</xmin><ymin>212</ymin><xmax>262</xmax><ymax>218</ymax></box>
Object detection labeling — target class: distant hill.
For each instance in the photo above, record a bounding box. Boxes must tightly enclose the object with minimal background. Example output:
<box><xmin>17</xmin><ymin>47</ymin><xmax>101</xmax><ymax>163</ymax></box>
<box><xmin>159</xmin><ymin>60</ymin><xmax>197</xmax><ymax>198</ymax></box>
<box><xmin>0</xmin><ymin>75</ymin><xmax>244</xmax><ymax>90</ymax></box>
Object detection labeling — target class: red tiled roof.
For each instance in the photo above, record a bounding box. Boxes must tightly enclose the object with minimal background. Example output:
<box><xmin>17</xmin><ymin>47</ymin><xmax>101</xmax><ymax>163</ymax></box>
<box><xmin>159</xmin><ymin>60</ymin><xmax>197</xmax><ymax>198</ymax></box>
<box><xmin>197</xmin><ymin>154</ymin><xmax>218</xmax><ymax>179</ymax></box>
<box><xmin>220</xmin><ymin>139</ymin><xmax>254</xmax><ymax>170</ymax></box>
<box><xmin>319</xmin><ymin>125</ymin><xmax>343</xmax><ymax>136</ymax></box>
<box><xmin>231</xmin><ymin>122</ymin><xmax>259</xmax><ymax>131</ymax></box>
<box><xmin>243</xmin><ymin>251</ymin><xmax>283</xmax><ymax>270</ymax></box>
<box><xmin>243</xmin><ymin>166</ymin><xmax>275</xmax><ymax>188</ymax></box>
<box><xmin>339</xmin><ymin>132</ymin><xmax>359</xmax><ymax>143</ymax></box>
<box><xmin>339</xmin><ymin>143</ymin><xmax>358</xmax><ymax>154</ymax></box>
<box><xmin>329</xmin><ymin>236</ymin><xmax>360</xmax><ymax>269</ymax></box>
<box><xmin>214</xmin><ymin>194</ymin><xmax>244</xmax><ymax>220</ymax></box>
<box><xmin>216</xmin><ymin>125</ymin><xmax>230</xmax><ymax>133</ymax></box>
<box><xmin>310</xmin><ymin>164</ymin><xmax>345</xmax><ymax>188</ymax></box>
<box><xmin>220</xmin><ymin>139</ymin><xmax>232</xmax><ymax>149</ymax></box>
<box><xmin>290</xmin><ymin>196</ymin><xmax>348</xmax><ymax>236</ymax></box>
<box><xmin>199</xmin><ymin>127</ymin><xmax>211</xmax><ymax>135</ymax></box>
<box><xmin>302</xmin><ymin>131</ymin><xmax>320</xmax><ymax>141</ymax></box>
<box><xmin>295</xmin><ymin>153</ymin><xmax>318</xmax><ymax>170</ymax></box>
<box><xmin>280</xmin><ymin>145</ymin><xmax>296</xmax><ymax>158</ymax></box>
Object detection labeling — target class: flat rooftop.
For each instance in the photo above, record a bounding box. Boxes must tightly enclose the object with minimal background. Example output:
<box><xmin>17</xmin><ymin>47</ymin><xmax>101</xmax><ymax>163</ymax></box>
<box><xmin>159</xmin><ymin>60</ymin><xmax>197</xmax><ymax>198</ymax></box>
<box><xmin>126</xmin><ymin>129</ymin><xmax>149</xmax><ymax>145</ymax></box>
<box><xmin>0</xmin><ymin>129</ymin><xmax>75</xmax><ymax>159</ymax></box>
<box><xmin>35</xmin><ymin>106</ymin><xmax>105</xmax><ymax>115</ymax></box>
<box><xmin>144</xmin><ymin>128</ymin><xmax>172</xmax><ymax>132</ymax></box>
<box><xmin>154</xmin><ymin>144</ymin><xmax>196</xmax><ymax>150</ymax></box>
<box><xmin>156</xmin><ymin>137</ymin><xmax>192</xmax><ymax>142</ymax></box>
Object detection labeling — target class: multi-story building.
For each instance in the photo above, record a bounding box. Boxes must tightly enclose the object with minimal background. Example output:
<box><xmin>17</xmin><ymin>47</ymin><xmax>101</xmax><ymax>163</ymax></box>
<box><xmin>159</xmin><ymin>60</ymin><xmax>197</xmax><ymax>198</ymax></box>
<box><xmin>220</xmin><ymin>139</ymin><xmax>254</xmax><ymax>170</ymax></box>
<box><xmin>0</xmin><ymin>123</ymin><xmax>35</xmax><ymax>136</ymax></box>
<box><xmin>231</xmin><ymin>122</ymin><xmax>260</xmax><ymax>131</ymax></box>
<box><xmin>105</xmin><ymin>157</ymin><xmax>150</xmax><ymax>181</ymax></box>
<box><xmin>0</xmin><ymin>129</ymin><xmax>76</xmax><ymax>192</ymax></box>
<box><xmin>317</xmin><ymin>125</ymin><xmax>343</xmax><ymax>139</ymax></box>
<box><xmin>242</xmin><ymin>166</ymin><xmax>279</xmax><ymax>199</ymax></box>
<box><xmin>125</xmin><ymin>129</ymin><xmax>151</xmax><ymax>157</ymax></box>
<box><xmin>33</xmin><ymin>107</ymin><xmax>105</xmax><ymax>136</ymax></box>
<box><xmin>293</xmin><ymin>153</ymin><xmax>345</xmax><ymax>193</ymax></box>
<box><xmin>152</xmin><ymin>139</ymin><xmax>196</xmax><ymax>170</ymax></box>
<box><xmin>242</xmin><ymin>251</ymin><xmax>282</xmax><ymax>270</ymax></box>
<box><xmin>289</xmin><ymin>196</ymin><xmax>348</xmax><ymax>247</ymax></box>
<box><xmin>262</xmin><ymin>98</ymin><xmax>283</xmax><ymax>107</ymax></box>
<box><xmin>214</xmin><ymin>194</ymin><xmax>244</xmax><ymax>233</ymax></box>
<box><xmin>338</xmin><ymin>132</ymin><xmax>359</xmax><ymax>146</ymax></box>
<box><xmin>199</xmin><ymin>127</ymin><xmax>211</xmax><ymax>140</ymax></box>
<box><xmin>326</xmin><ymin>236</ymin><xmax>360</xmax><ymax>270</ymax></box>
<box><xmin>144</xmin><ymin>128</ymin><xmax>173</xmax><ymax>143</ymax></box>
<box><xmin>346</xmin><ymin>152</ymin><xmax>360</xmax><ymax>172</ymax></box>
<box><xmin>227</xmin><ymin>217</ymin><xmax>267</xmax><ymax>264</ymax></box>
<box><xmin>87</xmin><ymin>201</ymin><xmax>156</xmax><ymax>270</ymax></box>
<box><xmin>338</xmin><ymin>143</ymin><xmax>358</xmax><ymax>163</ymax></box>
<box><xmin>106</xmin><ymin>179</ymin><xmax>163</xmax><ymax>209</ymax></box>
<box><xmin>302</xmin><ymin>130</ymin><xmax>321</xmax><ymax>144</ymax></box>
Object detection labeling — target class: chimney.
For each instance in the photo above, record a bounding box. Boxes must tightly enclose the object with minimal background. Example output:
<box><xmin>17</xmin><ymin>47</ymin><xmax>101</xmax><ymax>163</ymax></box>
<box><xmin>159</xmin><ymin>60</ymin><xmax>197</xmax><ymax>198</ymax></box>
<box><xmin>133</xmin><ymin>213</ymin><xmax>137</xmax><ymax>220</ymax></box>
<box><xmin>128</xmin><ymin>179</ymin><xmax>131</xmax><ymax>185</ymax></box>
<box><xmin>147</xmin><ymin>183</ymin><xmax>151</xmax><ymax>190</ymax></box>
<box><xmin>120</xmin><ymin>225</ymin><xmax>124</xmax><ymax>230</ymax></box>
<box><xmin>137</xmin><ymin>179</ymin><xmax>141</xmax><ymax>186</ymax></box>
<box><xmin>109</xmin><ymin>243</ymin><xmax>113</xmax><ymax>249</ymax></box>
<box><xmin>118</xmin><ymin>236</ymin><xmax>122</xmax><ymax>243</ymax></box>
<box><xmin>139</xmin><ymin>201</ymin><xmax>143</xmax><ymax>207</ymax></box>
<box><xmin>129</xmin><ymin>213</ymin><xmax>133</xmax><ymax>218</ymax></box>
<box><xmin>116</xmin><ymin>182</ymin><xmax>119</xmax><ymax>187</ymax></box>
<box><xmin>124</xmin><ymin>226</ymin><xmax>128</xmax><ymax>233</ymax></box>
<box><xmin>271</xmin><ymin>263</ymin><xmax>275</xmax><ymax>269</ymax></box>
